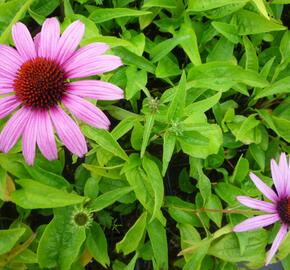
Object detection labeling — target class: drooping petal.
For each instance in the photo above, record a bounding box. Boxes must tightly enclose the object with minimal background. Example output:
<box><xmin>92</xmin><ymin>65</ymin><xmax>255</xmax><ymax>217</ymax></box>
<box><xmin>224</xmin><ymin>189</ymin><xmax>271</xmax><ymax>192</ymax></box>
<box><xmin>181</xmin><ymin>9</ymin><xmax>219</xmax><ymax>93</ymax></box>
<box><xmin>249</xmin><ymin>172</ymin><xmax>279</xmax><ymax>202</ymax></box>
<box><xmin>12</xmin><ymin>22</ymin><xmax>36</xmax><ymax>61</ymax></box>
<box><xmin>237</xmin><ymin>196</ymin><xmax>277</xmax><ymax>213</ymax></box>
<box><xmin>36</xmin><ymin>110</ymin><xmax>57</xmax><ymax>161</ymax></box>
<box><xmin>271</xmin><ymin>158</ymin><xmax>286</xmax><ymax>198</ymax></box>
<box><xmin>0</xmin><ymin>78</ymin><xmax>15</xmax><ymax>94</ymax></box>
<box><xmin>38</xmin><ymin>17</ymin><xmax>60</xmax><ymax>59</ymax></box>
<box><xmin>62</xmin><ymin>94</ymin><xmax>110</xmax><ymax>129</ymax></box>
<box><xmin>56</xmin><ymin>20</ymin><xmax>85</xmax><ymax>65</ymax></box>
<box><xmin>0</xmin><ymin>96</ymin><xmax>21</xmax><ymax>119</ymax></box>
<box><xmin>0</xmin><ymin>45</ymin><xmax>23</xmax><ymax>78</ymax></box>
<box><xmin>22</xmin><ymin>112</ymin><xmax>37</xmax><ymax>165</ymax></box>
<box><xmin>65</xmin><ymin>53</ymin><xmax>122</xmax><ymax>79</ymax></box>
<box><xmin>0</xmin><ymin>107</ymin><xmax>31</xmax><ymax>153</ymax></box>
<box><xmin>266</xmin><ymin>224</ymin><xmax>288</xmax><ymax>265</ymax></box>
<box><xmin>50</xmin><ymin>106</ymin><xmax>87</xmax><ymax>157</ymax></box>
<box><xmin>233</xmin><ymin>214</ymin><xmax>280</xmax><ymax>232</ymax></box>
<box><xmin>68</xmin><ymin>80</ymin><xmax>124</xmax><ymax>100</ymax></box>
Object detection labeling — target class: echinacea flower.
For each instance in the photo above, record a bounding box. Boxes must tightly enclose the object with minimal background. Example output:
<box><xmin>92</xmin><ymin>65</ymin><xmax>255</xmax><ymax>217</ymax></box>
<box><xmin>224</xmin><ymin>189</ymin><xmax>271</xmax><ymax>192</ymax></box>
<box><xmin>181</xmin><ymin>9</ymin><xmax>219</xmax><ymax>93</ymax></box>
<box><xmin>233</xmin><ymin>153</ymin><xmax>290</xmax><ymax>265</ymax></box>
<box><xmin>0</xmin><ymin>18</ymin><xmax>123</xmax><ymax>165</ymax></box>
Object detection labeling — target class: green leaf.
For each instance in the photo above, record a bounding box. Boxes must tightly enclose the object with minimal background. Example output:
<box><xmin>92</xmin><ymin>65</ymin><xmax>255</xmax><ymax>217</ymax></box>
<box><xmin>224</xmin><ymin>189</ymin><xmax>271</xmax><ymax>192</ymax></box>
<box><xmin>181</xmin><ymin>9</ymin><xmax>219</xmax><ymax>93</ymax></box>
<box><xmin>88</xmin><ymin>186</ymin><xmax>133</xmax><ymax>212</ymax></box>
<box><xmin>24</xmin><ymin>164</ymin><xmax>70</xmax><ymax>189</ymax></box>
<box><xmin>235</xmin><ymin>9</ymin><xmax>286</xmax><ymax>35</ymax></box>
<box><xmin>211</xmin><ymin>22</ymin><xmax>240</xmax><ymax>44</ymax></box>
<box><xmin>89</xmin><ymin>8</ymin><xmax>151</xmax><ymax>23</ymax></box>
<box><xmin>125</xmin><ymin>66</ymin><xmax>147</xmax><ymax>99</ymax></box>
<box><xmin>142</xmin><ymin>156</ymin><xmax>164</xmax><ymax>221</ymax></box>
<box><xmin>208</xmin><ymin>232</ymin><xmax>267</xmax><ymax>264</ymax></box>
<box><xmin>141</xmin><ymin>114</ymin><xmax>155</xmax><ymax>157</ymax></box>
<box><xmin>231</xmin><ymin>156</ymin><xmax>249</xmax><ymax>184</ymax></box>
<box><xmin>280</xmin><ymin>30</ymin><xmax>290</xmax><ymax>63</ymax></box>
<box><xmin>0</xmin><ymin>0</ymin><xmax>35</xmax><ymax>44</ymax></box>
<box><xmin>82</xmin><ymin>126</ymin><xmax>128</xmax><ymax>161</ymax></box>
<box><xmin>251</xmin><ymin>0</ymin><xmax>269</xmax><ymax>19</ymax></box>
<box><xmin>151</xmin><ymin>35</ymin><xmax>190</xmax><ymax>63</ymax></box>
<box><xmin>147</xmin><ymin>219</ymin><xmax>168</xmax><ymax>270</ymax></box>
<box><xmin>255</xmin><ymin>76</ymin><xmax>290</xmax><ymax>99</ymax></box>
<box><xmin>167</xmin><ymin>72</ymin><xmax>187</xmax><ymax>121</ymax></box>
<box><xmin>215</xmin><ymin>183</ymin><xmax>245</xmax><ymax>205</ymax></box>
<box><xmin>162</xmin><ymin>131</ymin><xmax>176</xmax><ymax>176</ymax></box>
<box><xmin>37</xmin><ymin>207</ymin><xmax>86</xmax><ymax>270</ymax></box>
<box><xmin>116</xmin><ymin>212</ymin><xmax>147</xmax><ymax>255</ymax></box>
<box><xmin>184</xmin><ymin>92</ymin><xmax>222</xmax><ymax>115</ymax></box>
<box><xmin>114</xmin><ymin>47</ymin><xmax>156</xmax><ymax>74</ymax></box>
<box><xmin>0</xmin><ymin>228</ymin><xmax>26</xmax><ymax>255</ymax></box>
<box><xmin>176</xmin><ymin>18</ymin><xmax>201</xmax><ymax>65</ymax></box>
<box><xmin>188</xmin><ymin>0</ymin><xmax>248</xmax><ymax>11</ymax></box>
<box><xmin>86</xmin><ymin>222</ymin><xmax>110</xmax><ymax>268</ymax></box>
<box><xmin>143</xmin><ymin>0</ymin><xmax>176</xmax><ymax>8</ymax></box>
<box><xmin>11</xmin><ymin>179</ymin><xmax>85</xmax><ymax>209</ymax></box>
<box><xmin>205</xmin><ymin>194</ymin><xmax>223</xmax><ymax>227</ymax></box>
<box><xmin>243</xmin><ymin>36</ymin><xmax>259</xmax><ymax>71</ymax></box>
<box><xmin>188</xmin><ymin>62</ymin><xmax>269</xmax><ymax>91</ymax></box>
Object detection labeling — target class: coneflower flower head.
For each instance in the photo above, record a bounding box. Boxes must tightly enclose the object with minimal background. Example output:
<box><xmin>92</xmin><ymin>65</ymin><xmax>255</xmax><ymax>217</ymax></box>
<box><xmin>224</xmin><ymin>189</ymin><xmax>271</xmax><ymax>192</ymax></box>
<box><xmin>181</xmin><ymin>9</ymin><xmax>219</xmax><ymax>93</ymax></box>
<box><xmin>234</xmin><ymin>153</ymin><xmax>290</xmax><ymax>265</ymax></box>
<box><xmin>0</xmin><ymin>18</ymin><xmax>123</xmax><ymax>165</ymax></box>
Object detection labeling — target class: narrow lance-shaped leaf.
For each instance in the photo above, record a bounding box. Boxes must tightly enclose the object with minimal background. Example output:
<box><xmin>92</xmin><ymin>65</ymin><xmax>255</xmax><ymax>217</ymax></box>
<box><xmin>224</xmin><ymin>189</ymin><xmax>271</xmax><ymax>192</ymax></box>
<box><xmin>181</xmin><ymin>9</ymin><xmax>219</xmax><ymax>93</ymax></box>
<box><xmin>167</xmin><ymin>71</ymin><xmax>187</xmax><ymax>121</ymax></box>
<box><xmin>147</xmin><ymin>219</ymin><xmax>168</xmax><ymax>270</ymax></box>
<box><xmin>116</xmin><ymin>212</ymin><xmax>147</xmax><ymax>255</ymax></box>
<box><xmin>88</xmin><ymin>186</ymin><xmax>134</xmax><ymax>212</ymax></box>
<box><xmin>142</xmin><ymin>156</ymin><xmax>164</xmax><ymax>221</ymax></box>
<box><xmin>162</xmin><ymin>131</ymin><xmax>176</xmax><ymax>176</ymax></box>
<box><xmin>82</xmin><ymin>126</ymin><xmax>128</xmax><ymax>161</ymax></box>
<box><xmin>141</xmin><ymin>114</ymin><xmax>155</xmax><ymax>157</ymax></box>
<box><xmin>86</xmin><ymin>222</ymin><xmax>110</xmax><ymax>268</ymax></box>
<box><xmin>89</xmin><ymin>8</ymin><xmax>151</xmax><ymax>23</ymax></box>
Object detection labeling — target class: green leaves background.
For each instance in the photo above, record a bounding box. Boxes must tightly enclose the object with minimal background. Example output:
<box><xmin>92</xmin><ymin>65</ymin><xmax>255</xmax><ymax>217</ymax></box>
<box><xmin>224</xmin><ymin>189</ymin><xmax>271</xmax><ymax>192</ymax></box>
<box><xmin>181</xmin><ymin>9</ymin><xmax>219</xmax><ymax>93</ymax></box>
<box><xmin>0</xmin><ymin>0</ymin><xmax>290</xmax><ymax>269</ymax></box>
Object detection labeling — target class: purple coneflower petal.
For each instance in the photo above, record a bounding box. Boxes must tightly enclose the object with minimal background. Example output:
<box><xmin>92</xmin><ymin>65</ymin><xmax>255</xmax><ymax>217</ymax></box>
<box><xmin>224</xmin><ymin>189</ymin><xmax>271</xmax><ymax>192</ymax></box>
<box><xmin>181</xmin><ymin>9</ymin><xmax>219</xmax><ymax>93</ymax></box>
<box><xmin>50</xmin><ymin>106</ymin><xmax>87</xmax><ymax>157</ymax></box>
<box><xmin>64</xmin><ymin>52</ymin><xmax>122</xmax><ymax>78</ymax></box>
<box><xmin>0</xmin><ymin>78</ymin><xmax>15</xmax><ymax>94</ymax></box>
<box><xmin>278</xmin><ymin>153</ymin><xmax>290</xmax><ymax>198</ymax></box>
<box><xmin>249</xmin><ymin>172</ymin><xmax>279</xmax><ymax>202</ymax></box>
<box><xmin>0</xmin><ymin>45</ymin><xmax>23</xmax><ymax>78</ymax></box>
<box><xmin>68</xmin><ymin>80</ymin><xmax>123</xmax><ymax>100</ymax></box>
<box><xmin>233</xmin><ymin>213</ymin><xmax>280</xmax><ymax>232</ymax></box>
<box><xmin>22</xmin><ymin>113</ymin><xmax>37</xmax><ymax>165</ymax></box>
<box><xmin>38</xmin><ymin>18</ymin><xmax>60</xmax><ymax>59</ymax></box>
<box><xmin>62</xmin><ymin>94</ymin><xmax>110</xmax><ymax>130</ymax></box>
<box><xmin>0</xmin><ymin>107</ymin><xmax>30</xmax><ymax>153</ymax></box>
<box><xmin>56</xmin><ymin>20</ymin><xmax>85</xmax><ymax>65</ymax></box>
<box><xmin>237</xmin><ymin>196</ymin><xmax>277</xmax><ymax>213</ymax></box>
<box><xmin>12</xmin><ymin>22</ymin><xmax>36</xmax><ymax>61</ymax></box>
<box><xmin>271</xmin><ymin>158</ymin><xmax>286</xmax><ymax>198</ymax></box>
<box><xmin>36</xmin><ymin>110</ymin><xmax>57</xmax><ymax>161</ymax></box>
<box><xmin>34</xmin><ymin>33</ymin><xmax>41</xmax><ymax>51</ymax></box>
<box><xmin>0</xmin><ymin>96</ymin><xmax>21</xmax><ymax>119</ymax></box>
<box><xmin>266</xmin><ymin>224</ymin><xmax>288</xmax><ymax>265</ymax></box>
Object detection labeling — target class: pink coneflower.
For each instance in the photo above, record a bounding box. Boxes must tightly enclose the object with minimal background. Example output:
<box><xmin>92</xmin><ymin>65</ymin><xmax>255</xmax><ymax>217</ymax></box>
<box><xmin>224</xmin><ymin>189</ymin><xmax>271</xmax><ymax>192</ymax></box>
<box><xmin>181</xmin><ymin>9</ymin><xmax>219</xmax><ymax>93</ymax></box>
<box><xmin>0</xmin><ymin>18</ymin><xmax>123</xmax><ymax>165</ymax></box>
<box><xmin>234</xmin><ymin>153</ymin><xmax>290</xmax><ymax>265</ymax></box>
